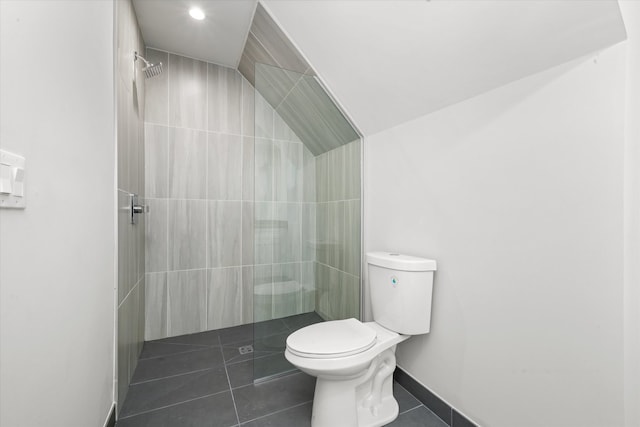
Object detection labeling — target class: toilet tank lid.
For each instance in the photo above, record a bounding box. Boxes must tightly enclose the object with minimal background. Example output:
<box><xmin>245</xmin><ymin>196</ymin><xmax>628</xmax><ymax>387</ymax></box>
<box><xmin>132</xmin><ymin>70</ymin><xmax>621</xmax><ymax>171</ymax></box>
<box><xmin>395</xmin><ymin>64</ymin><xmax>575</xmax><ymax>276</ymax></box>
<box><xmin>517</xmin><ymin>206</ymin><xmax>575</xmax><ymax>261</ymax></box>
<box><xmin>367</xmin><ymin>252</ymin><xmax>437</xmax><ymax>272</ymax></box>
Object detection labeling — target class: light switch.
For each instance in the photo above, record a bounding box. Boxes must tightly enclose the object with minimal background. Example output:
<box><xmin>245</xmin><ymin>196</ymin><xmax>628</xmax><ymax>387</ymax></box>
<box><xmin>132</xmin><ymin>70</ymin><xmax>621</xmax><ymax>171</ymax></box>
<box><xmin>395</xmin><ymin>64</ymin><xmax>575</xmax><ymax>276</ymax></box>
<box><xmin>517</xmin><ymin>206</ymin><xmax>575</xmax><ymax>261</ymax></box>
<box><xmin>0</xmin><ymin>149</ymin><xmax>26</xmax><ymax>209</ymax></box>
<box><xmin>0</xmin><ymin>164</ymin><xmax>12</xmax><ymax>194</ymax></box>
<box><xmin>12</xmin><ymin>167</ymin><xmax>24</xmax><ymax>197</ymax></box>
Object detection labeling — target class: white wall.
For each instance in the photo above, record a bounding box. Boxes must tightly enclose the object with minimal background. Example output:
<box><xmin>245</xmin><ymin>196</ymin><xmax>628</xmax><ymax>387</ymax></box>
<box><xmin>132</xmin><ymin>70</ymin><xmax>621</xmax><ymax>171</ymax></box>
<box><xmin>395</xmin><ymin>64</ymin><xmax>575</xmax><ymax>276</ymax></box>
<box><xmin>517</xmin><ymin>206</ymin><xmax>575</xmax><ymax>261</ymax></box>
<box><xmin>364</xmin><ymin>43</ymin><xmax>627</xmax><ymax>426</ymax></box>
<box><xmin>620</xmin><ymin>2</ymin><xmax>640</xmax><ymax>426</ymax></box>
<box><xmin>0</xmin><ymin>1</ymin><xmax>116</xmax><ymax>426</ymax></box>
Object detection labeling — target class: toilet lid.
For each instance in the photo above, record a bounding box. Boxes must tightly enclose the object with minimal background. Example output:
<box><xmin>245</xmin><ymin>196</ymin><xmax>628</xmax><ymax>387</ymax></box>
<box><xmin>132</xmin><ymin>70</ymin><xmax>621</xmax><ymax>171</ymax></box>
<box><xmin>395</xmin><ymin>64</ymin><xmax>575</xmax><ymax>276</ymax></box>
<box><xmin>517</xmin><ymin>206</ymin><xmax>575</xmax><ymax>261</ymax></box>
<box><xmin>286</xmin><ymin>318</ymin><xmax>377</xmax><ymax>359</ymax></box>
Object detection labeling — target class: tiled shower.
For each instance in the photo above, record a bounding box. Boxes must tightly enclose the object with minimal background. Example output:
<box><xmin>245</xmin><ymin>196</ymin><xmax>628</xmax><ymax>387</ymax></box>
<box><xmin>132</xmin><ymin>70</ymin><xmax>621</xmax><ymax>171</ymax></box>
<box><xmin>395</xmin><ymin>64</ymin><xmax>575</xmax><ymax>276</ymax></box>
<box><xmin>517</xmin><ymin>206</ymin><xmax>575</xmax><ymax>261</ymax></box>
<box><xmin>117</xmin><ymin>0</ymin><xmax>363</xmax><ymax>410</ymax></box>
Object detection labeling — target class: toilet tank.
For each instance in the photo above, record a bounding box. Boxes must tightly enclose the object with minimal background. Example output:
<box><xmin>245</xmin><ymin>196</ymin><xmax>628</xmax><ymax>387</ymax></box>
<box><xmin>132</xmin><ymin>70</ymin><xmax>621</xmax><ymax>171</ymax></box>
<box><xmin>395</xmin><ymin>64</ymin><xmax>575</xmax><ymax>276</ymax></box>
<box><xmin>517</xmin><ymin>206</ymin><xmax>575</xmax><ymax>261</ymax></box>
<box><xmin>367</xmin><ymin>252</ymin><xmax>437</xmax><ymax>335</ymax></box>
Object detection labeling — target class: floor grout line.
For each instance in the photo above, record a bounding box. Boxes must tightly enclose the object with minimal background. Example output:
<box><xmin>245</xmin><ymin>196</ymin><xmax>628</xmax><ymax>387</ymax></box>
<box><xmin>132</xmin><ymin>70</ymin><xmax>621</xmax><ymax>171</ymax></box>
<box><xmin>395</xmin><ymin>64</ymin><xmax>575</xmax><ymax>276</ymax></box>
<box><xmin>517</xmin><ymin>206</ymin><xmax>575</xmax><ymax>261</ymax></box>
<box><xmin>238</xmin><ymin>399</ymin><xmax>313</xmax><ymax>425</ymax></box>
<box><xmin>129</xmin><ymin>366</ymin><xmax>220</xmax><ymax>386</ymax></box>
<box><xmin>221</xmin><ymin>334</ymin><xmax>241</xmax><ymax>426</ymax></box>
<box><xmin>118</xmin><ymin>388</ymin><xmax>231</xmax><ymax>420</ymax></box>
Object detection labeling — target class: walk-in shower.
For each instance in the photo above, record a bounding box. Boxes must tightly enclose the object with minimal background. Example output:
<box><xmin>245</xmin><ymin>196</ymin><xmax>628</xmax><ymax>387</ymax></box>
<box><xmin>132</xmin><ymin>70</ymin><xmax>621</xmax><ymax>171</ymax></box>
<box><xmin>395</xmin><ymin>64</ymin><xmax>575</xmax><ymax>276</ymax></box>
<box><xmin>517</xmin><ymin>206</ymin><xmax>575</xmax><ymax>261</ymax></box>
<box><xmin>251</xmin><ymin>61</ymin><xmax>363</xmax><ymax>382</ymax></box>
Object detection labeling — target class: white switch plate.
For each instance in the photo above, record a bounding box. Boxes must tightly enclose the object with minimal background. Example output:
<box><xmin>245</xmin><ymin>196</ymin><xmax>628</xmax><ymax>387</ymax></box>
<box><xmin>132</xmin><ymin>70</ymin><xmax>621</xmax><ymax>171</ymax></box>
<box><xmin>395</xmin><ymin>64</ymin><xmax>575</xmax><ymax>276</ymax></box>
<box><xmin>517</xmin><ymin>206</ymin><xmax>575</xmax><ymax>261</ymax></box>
<box><xmin>0</xmin><ymin>149</ymin><xmax>26</xmax><ymax>209</ymax></box>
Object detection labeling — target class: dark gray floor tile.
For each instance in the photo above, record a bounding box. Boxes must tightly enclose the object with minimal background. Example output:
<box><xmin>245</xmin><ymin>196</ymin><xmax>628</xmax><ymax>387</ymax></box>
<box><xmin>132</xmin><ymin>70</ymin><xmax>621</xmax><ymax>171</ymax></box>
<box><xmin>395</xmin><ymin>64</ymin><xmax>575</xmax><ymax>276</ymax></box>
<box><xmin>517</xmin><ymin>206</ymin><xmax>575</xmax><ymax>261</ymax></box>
<box><xmin>395</xmin><ymin>369</ymin><xmax>451</xmax><ymax>425</ymax></box>
<box><xmin>139</xmin><ymin>342</ymin><xmax>208</xmax><ymax>360</ymax></box>
<box><xmin>254</xmin><ymin>331</ymin><xmax>289</xmax><ymax>353</ymax></box>
<box><xmin>233</xmin><ymin>372</ymin><xmax>316</xmax><ymax>422</ymax></box>
<box><xmin>222</xmin><ymin>341</ymin><xmax>277</xmax><ymax>365</ymax></box>
<box><xmin>254</xmin><ymin>352</ymin><xmax>296</xmax><ymax>382</ymax></box>
<box><xmin>131</xmin><ymin>347</ymin><xmax>225</xmax><ymax>383</ymax></box>
<box><xmin>120</xmin><ymin>367</ymin><xmax>230</xmax><ymax>417</ymax></box>
<box><xmin>116</xmin><ymin>392</ymin><xmax>237</xmax><ymax>427</ymax></box>
<box><xmin>280</xmin><ymin>311</ymin><xmax>323</xmax><ymax>331</ymax></box>
<box><xmin>395</xmin><ymin>382</ymin><xmax>421</xmax><ymax>414</ymax></box>
<box><xmin>228</xmin><ymin>353</ymin><xmax>296</xmax><ymax>388</ymax></box>
<box><xmin>240</xmin><ymin>402</ymin><xmax>312</xmax><ymax>426</ymax></box>
<box><xmin>452</xmin><ymin>409</ymin><xmax>478</xmax><ymax>427</ymax></box>
<box><xmin>387</xmin><ymin>406</ymin><xmax>449</xmax><ymax>427</ymax></box>
<box><xmin>218</xmin><ymin>319</ymin><xmax>289</xmax><ymax>345</ymax></box>
<box><xmin>226</xmin><ymin>357</ymin><xmax>253</xmax><ymax>388</ymax></box>
<box><xmin>154</xmin><ymin>330</ymin><xmax>221</xmax><ymax>347</ymax></box>
<box><xmin>218</xmin><ymin>324</ymin><xmax>252</xmax><ymax>345</ymax></box>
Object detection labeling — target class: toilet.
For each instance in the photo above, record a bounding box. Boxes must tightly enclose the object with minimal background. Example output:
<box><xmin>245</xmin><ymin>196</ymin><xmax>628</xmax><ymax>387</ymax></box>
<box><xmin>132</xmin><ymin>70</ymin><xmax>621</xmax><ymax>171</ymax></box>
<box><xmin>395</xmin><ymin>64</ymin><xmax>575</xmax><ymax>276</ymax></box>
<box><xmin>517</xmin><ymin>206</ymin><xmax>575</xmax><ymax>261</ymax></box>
<box><xmin>285</xmin><ymin>252</ymin><xmax>437</xmax><ymax>427</ymax></box>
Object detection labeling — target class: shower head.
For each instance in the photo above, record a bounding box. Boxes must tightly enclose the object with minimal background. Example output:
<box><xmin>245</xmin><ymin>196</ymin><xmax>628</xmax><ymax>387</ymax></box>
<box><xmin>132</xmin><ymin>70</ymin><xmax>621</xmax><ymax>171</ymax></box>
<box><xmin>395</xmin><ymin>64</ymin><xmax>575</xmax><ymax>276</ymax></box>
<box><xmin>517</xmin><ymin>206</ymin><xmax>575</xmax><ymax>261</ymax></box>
<box><xmin>134</xmin><ymin>52</ymin><xmax>163</xmax><ymax>79</ymax></box>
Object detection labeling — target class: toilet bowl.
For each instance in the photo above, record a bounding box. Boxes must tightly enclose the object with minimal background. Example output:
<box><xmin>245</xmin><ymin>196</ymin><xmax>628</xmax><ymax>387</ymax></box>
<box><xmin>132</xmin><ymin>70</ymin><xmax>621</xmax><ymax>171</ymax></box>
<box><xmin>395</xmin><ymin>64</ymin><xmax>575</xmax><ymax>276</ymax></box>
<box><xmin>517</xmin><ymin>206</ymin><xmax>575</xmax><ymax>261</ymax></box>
<box><xmin>285</xmin><ymin>319</ymin><xmax>409</xmax><ymax>427</ymax></box>
<box><xmin>285</xmin><ymin>252</ymin><xmax>437</xmax><ymax>427</ymax></box>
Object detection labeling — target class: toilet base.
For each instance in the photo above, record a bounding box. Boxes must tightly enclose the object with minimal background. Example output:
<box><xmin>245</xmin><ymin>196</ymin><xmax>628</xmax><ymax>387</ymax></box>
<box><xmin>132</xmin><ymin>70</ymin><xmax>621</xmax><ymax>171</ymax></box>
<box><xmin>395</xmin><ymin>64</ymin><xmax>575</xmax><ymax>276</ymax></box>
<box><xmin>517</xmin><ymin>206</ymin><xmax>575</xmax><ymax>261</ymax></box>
<box><xmin>310</xmin><ymin>348</ymin><xmax>399</xmax><ymax>427</ymax></box>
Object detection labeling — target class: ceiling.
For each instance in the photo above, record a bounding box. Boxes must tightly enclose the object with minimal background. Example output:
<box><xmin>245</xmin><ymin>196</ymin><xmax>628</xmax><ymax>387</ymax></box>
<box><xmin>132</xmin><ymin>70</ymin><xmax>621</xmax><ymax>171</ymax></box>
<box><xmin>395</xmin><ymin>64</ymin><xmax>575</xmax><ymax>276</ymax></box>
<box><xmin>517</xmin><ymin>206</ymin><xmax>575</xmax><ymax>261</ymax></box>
<box><xmin>263</xmin><ymin>0</ymin><xmax>627</xmax><ymax>136</ymax></box>
<box><xmin>132</xmin><ymin>0</ymin><xmax>257</xmax><ymax>67</ymax></box>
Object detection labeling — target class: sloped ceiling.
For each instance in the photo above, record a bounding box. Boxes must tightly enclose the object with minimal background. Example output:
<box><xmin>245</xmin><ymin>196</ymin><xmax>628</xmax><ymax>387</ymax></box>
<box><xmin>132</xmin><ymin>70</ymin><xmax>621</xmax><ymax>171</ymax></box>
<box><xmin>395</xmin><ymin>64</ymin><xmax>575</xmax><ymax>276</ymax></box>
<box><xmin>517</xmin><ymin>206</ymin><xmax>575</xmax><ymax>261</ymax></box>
<box><xmin>262</xmin><ymin>0</ymin><xmax>627</xmax><ymax>136</ymax></box>
<box><xmin>132</xmin><ymin>0</ymin><xmax>256</xmax><ymax>67</ymax></box>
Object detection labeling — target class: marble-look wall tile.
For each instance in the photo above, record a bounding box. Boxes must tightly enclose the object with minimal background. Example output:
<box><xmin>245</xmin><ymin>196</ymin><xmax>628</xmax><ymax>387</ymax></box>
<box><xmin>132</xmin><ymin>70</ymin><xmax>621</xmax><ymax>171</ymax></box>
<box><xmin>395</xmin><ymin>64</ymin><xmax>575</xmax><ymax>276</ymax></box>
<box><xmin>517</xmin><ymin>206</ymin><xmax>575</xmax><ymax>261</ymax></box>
<box><xmin>207</xmin><ymin>267</ymin><xmax>242</xmax><ymax>329</ymax></box>
<box><xmin>129</xmin><ymin>281</ymin><xmax>143</xmax><ymax>372</ymax></box>
<box><xmin>273</xmin><ymin>140</ymin><xmax>302</xmax><ymax>202</ymax></box>
<box><xmin>315</xmin><ymin>153</ymin><xmax>328</xmax><ymax>203</ymax></box>
<box><xmin>136</xmin><ymin>203</ymin><xmax>146</xmax><ymax>281</ymax></box>
<box><xmin>242</xmin><ymin>202</ymin><xmax>254</xmax><ymax>266</ymax></box>
<box><xmin>255</xmin><ymin>92</ymin><xmax>274</xmax><ymax>139</ymax></box>
<box><xmin>207</xmin><ymin>201</ymin><xmax>242</xmax><ymax>268</ymax></box>
<box><xmin>167</xmin><ymin>269</ymin><xmax>207</xmax><ymax>336</ymax></box>
<box><xmin>303</xmin><ymin>145</ymin><xmax>316</xmax><ymax>203</ymax></box>
<box><xmin>145</xmin><ymin>124</ymin><xmax>168</xmax><ymax>198</ymax></box>
<box><xmin>169</xmin><ymin>54</ymin><xmax>207</xmax><ymax>130</ymax></box>
<box><xmin>207</xmin><ymin>133</ymin><xmax>242</xmax><ymax>200</ymax></box>
<box><xmin>328</xmin><ymin>202</ymin><xmax>345</xmax><ymax>271</ymax></box>
<box><xmin>117</xmin><ymin>78</ymin><xmax>129</xmax><ymax>191</ymax></box>
<box><xmin>327</xmin><ymin>145</ymin><xmax>345</xmax><ymax>202</ymax></box>
<box><xmin>117</xmin><ymin>296</ymin><xmax>130</xmax><ymax>408</ymax></box>
<box><xmin>168</xmin><ymin>127</ymin><xmax>207</xmax><ymax>199</ymax></box>
<box><xmin>242</xmin><ymin>77</ymin><xmax>255</xmax><ymax>137</ymax></box>
<box><xmin>127</xmin><ymin>95</ymin><xmax>141</xmax><ymax>196</ymax></box>
<box><xmin>242</xmin><ymin>136</ymin><xmax>254</xmax><ymax>201</ymax></box>
<box><xmin>344</xmin><ymin>200</ymin><xmax>361</xmax><ymax>277</ymax></box>
<box><xmin>315</xmin><ymin>203</ymin><xmax>329</xmax><ymax>266</ymax></box>
<box><xmin>254</xmin><ymin>138</ymin><xmax>273</xmax><ymax>201</ymax></box>
<box><xmin>145</xmin><ymin>199</ymin><xmax>168</xmax><ymax>273</ymax></box>
<box><xmin>137</xmin><ymin>279</ymin><xmax>146</xmax><ymax>356</ymax></box>
<box><xmin>208</xmin><ymin>64</ymin><xmax>242</xmax><ymax>134</ymax></box>
<box><xmin>168</xmin><ymin>200</ymin><xmax>206</xmax><ymax>270</ymax></box>
<box><xmin>274</xmin><ymin>111</ymin><xmax>301</xmax><ymax>142</ymax></box>
<box><xmin>328</xmin><ymin>267</ymin><xmax>342</xmax><ymax>321</ymax></box>
<box><xmin>254</xmin><ymin>264</ymin><xmax>273</xmax><ymax>322</ymax></box>
<box><xmin>144</xmin><ymin>48</ymin><xmax>169</xmax><ymax>125</ymax></box>
<box><xmin>241</xmin><ymin>266</ymin><xmax>254</xmax><ymax>324</ymax></box>
<box><xmin>345</xmin><ymin>140</ymin><xmax>361</xmax><ymax>200</ymax></box>
<box><xmin>315</xmin><ymin>262</ymin><xmax>329</xmax><ymax>319</ymax></box>
<box><xmin>301</xmin><ymin>262</ymin><xmax>315</xmax><ymax>313</ymax></box>
<box><xmin>274</xmin><ymin>203</ymin><xmax>301</xmax><ymax>264</ymax></box>
<box><xmin>238</xmin><ymin>32</ymin><xmax>277</xmax><ymax>87</ymax></box>
<box><xmin>302</xmin><ymin>203</ymin><xmax>316</xmax><ymax>262</ymax></box>
<box><xmin>145</xmin><ymin>272</ymin><xmax>167</xmax><ymax>340</ymax></box>
<box><xmin>341</xmin><ymin>273</ymin><xmax>360</xmax><ymax>320</ymax></box>
<box><xmin>254</xmin><ymin>202</ymin><xmax>274</xmax><ymax>265</ymax></box>
<box><xmin>118</xmin><ymin>190</ymin><xmax>136</xmax><ymax>304</ymax></box>
<box><xmin>272</xmin><ymin>263</ymin><xmax>301</xmax><ymax>318</ymax></box>
<box><xmin>250</xmin><ymin>4</ymin><xmax>311</xmax><ymax>75</ymax></box>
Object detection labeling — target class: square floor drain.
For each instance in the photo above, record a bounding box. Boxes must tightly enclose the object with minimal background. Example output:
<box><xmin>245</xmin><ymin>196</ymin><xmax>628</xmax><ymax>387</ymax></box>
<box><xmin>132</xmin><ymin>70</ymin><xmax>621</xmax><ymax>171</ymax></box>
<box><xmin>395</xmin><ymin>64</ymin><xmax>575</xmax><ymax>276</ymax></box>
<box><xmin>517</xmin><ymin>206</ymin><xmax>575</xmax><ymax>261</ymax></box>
<box><xmin>238</xmin><ymin>345</ymin><xmax>254</xmax><ymax>355</ymax></box>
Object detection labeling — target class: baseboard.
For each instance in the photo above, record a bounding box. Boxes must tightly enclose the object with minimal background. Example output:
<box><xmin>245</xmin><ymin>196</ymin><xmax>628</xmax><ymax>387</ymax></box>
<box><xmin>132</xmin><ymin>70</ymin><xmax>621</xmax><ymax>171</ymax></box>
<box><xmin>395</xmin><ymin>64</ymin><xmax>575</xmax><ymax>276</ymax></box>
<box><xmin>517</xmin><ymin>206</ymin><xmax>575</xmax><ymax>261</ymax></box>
<box><xmin>103</xmin><ymin>402</ymin><xmax>116</xmax><ymax>427</ymax></box>
<box><xmin>394</xmin><ymin>368</ymin><xmax>479</xmax><ymax>427</ymax></box>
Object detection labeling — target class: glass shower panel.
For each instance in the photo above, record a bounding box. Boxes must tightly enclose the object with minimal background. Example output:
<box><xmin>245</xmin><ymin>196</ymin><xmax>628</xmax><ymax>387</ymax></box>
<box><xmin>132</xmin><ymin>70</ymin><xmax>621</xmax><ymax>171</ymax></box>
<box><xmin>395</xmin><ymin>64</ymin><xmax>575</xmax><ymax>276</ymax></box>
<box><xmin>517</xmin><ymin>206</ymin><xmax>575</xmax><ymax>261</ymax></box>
<box><xmin>253</xmin><ymin>63</ymin><xmax>361</xmax><ymax>382</ymax></box>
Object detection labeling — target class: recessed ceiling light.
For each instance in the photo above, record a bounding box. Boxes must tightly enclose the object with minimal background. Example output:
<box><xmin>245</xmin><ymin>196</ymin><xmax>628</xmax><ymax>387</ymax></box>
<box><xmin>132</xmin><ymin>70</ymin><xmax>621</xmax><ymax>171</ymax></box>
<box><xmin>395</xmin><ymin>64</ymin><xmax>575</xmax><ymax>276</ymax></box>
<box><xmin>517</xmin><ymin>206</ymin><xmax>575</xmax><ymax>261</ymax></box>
<box><xmin>189</xmin><ymin>7</ymin><xmax>205</xmax><ymax>20</ymax></box>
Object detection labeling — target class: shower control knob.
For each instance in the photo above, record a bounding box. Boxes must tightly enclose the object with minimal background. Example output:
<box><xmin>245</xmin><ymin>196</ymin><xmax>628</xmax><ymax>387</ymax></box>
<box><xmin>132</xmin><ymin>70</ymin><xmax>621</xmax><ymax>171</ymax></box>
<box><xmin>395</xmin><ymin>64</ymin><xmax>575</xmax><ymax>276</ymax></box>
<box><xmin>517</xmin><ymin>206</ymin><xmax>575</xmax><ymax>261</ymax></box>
<box><xmin>129</xmin><ymin>193</ymin><xmax>146</xmax><ymax>224</ymax></box>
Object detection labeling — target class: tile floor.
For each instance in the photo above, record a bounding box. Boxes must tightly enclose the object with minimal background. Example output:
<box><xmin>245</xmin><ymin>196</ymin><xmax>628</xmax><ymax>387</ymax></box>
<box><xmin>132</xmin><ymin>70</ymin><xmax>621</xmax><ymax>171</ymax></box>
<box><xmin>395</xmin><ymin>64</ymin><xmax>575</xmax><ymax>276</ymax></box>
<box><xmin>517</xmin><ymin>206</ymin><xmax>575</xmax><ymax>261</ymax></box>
<box><xmin>116</xmin><ymin>312</ymin><xmax>446</xmax><ymax>427</ymax></box>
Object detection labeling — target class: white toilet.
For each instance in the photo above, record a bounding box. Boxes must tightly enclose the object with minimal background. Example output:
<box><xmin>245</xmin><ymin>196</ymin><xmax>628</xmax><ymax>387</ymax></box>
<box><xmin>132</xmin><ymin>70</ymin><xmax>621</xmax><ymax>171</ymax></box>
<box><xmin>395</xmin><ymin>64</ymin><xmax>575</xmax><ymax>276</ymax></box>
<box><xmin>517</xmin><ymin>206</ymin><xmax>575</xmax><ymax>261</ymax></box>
<box><xmin>285</xmin><ymin>252</ymin><xmax>437</xmax><ymax>427</ymax></box>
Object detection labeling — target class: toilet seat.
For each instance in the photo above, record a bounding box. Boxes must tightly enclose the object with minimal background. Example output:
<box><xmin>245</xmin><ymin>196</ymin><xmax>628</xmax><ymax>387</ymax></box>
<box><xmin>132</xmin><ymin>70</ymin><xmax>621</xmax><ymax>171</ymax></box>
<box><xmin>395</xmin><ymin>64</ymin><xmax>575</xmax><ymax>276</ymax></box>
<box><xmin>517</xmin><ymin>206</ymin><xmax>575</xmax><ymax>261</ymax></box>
<box><xmin>287</xmin><ymin>318</ymin><xmax>377</xmax><ymax>359</ymax></box>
